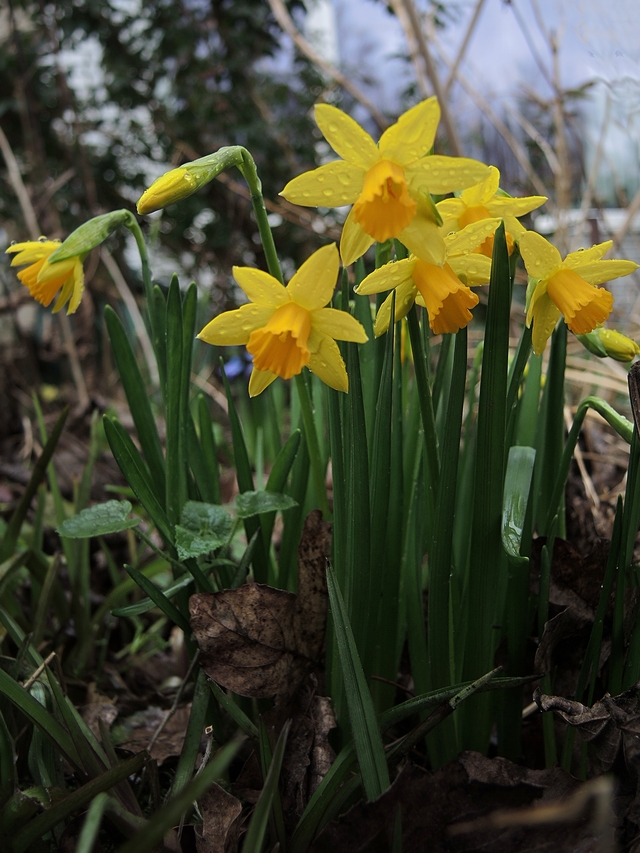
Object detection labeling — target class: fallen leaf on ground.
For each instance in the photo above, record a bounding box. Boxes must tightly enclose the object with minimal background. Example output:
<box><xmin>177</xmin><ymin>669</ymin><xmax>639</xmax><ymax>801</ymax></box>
<box><xmin>190</xmin><ymin>510</ymin><xmax>331</xmax><ymax>698</ymax></box>
<box><xmin>535</xmin><ymin>683</ymin><xmax>640</xmax><ymax>771</ymax></box>
<box><xmin>115</xmin><ymin>704</ymin><xmax>192</xmax><ymax>764</ymax></box>
<box><xmin>195</xmin><ymin>783</ymin><xmax>243</xmax><ymax>853</ymax></box>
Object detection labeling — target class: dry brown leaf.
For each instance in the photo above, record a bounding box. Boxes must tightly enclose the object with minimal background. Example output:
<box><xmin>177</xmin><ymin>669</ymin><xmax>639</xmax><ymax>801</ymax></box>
<box><xmin>117</xmin><ymin>705</ymin><xmax>192</xmax><ymax>764</ymax></box>
<box><xmin>195</xmin><ymin>783</ymin><xmax>243</xmax><ymax>853</ymax></box>
<box><xmin>310</xmin><ymin>754</ymin><xmax>599</xmax><ymax>853</ymax></box>
<box><xmin>190</xmin><ymin>510</ymin><xmax>331</xmax><ymax>698</ymax></box>
<box><xmin>535</xmin><ymin>683</ymin><xmax>640</xmax><ymax>772</ymax></box>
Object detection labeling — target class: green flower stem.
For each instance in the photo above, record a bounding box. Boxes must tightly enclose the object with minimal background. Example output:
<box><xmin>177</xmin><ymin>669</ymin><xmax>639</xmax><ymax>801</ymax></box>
<box><xmin>545</xmin><ymin>396</ymin><xmax>633</xmax><ymax>532</ymax></box>
<box><xmin>239</xmin><ymin>149</ymin><xmax>284</xmax><ymax>284</ymax></box>
<box><xmin>294</xmin><ymin>373</ymin><xmax>330</xmax><ymax>519</ymax></box>
<box><xmin>406</xmin><ymin>307</ymin><xmax>440</xmax><ymax>494</ymax></box>
<box><xmin>124</xmin><ymin>212</ymin><xmax>154</xmax><ymax>306</ymax></box>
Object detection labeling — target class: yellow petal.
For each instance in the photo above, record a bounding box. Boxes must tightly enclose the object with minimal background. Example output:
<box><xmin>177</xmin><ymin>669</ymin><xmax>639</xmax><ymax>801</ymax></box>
<box><xmin>280</xmin><ymin>161</ymin><xmax>364</xmax><ymax>207</ymax></box>
<box><xmin>519</xmin><ymin>231</ymin><xmax>563</xmax><ymax>280</ymax></box>
<box><xmin>197</xmin><ymin>304</ymin><xmax>275</xmax><ymax>345</ymax></box>
<box><xmin>563</xmin><ymin>241</ymin><xmax>612</xmax><ymax>268</ymax></box>
<box><xmin>406</xmin><ymin>156</ymin><xmax>490</xmax><ymax>196</ymax></box>
<box><xmin>436</xmin><ymin>197</ymin><xmax>466</xmax><ymax>227</ymax></box>
<box><xmin>287</xmin><ymin>244</ymin><xmax>340</xmax><ymax>311</ymax></box>
<box><xmin>52</xmin><ymin>275</ymin><xmax>75</xmax><ymax>314</ymax></box>
<box><xmin>398</xmin><ymin>215</ymin><xmax>445</xmax><ymax>265</ymax></box>
<box><xmin>547</xmin><ymin>269</ymin><xmax>613</xmax><ymax>334</ymax></box>
<box><xmin>487</xmin><ymin>194</ymin><xmax>547</xmax><ymax>218</ymax></box>
<box><xmin>307</xmin><ymin>334</ymin><xmax>348</xmax><ymax>392</ymax></box>
<box><xmin>311</xmin><ymin>307</ymin><xmax>368</xmax><ymax>342</ymax></box>
<box><xmin>413</xmin><ymin>261</ymin><xmax>478</xmax><ymax>335</ymax></box>
<box><xmin>529</xmin><ymin>291</ymin><xmax>562</xmax><ymax>356</ymax></box>
<box><xmin>36</xmin><ymin>256</ymin><xmax>77</xmax><ymax>283</ymax></box>
<box><xmin>232</xmin><ymin>266</ymin><xmax>289</xmax><ymax>307</ymax></box>
<box><xmin>314</xmin><ymin>104</ymin><xmax>379</xmax><ymax>170</ymax></box>
<box><xmin>8</xmin><ymin>240</ymin><xmax>59</xmax><ymax>266</ymax></box>
<box><xmin>449</xmin><ymin>254</ymin><xmax>492</xmax><ymax>286</ymax></box>
<box><xmin>567</xmin><ymin>259</ymin><xmax>638</xmax><ymax>286</ymax></box>
<box><xmin>352</xmin><ymin>160</ymin><xmax>417</xmax><ymax>242</ymax></box>
<box><xmin>66</xmin><ymin>263</ymin><xmax>85</xmax><ymax>314</ymax></box>
<box><xmin>340</xmin><ymin>206</ymin><xmax>375</xmax><ymax>266</ymax></box>
<box><xmin>356</xmin><ymin>257</ymin><xmax>416</xmax><ymax>295</ymax></box>
<box><xmin>445</xmin><ymin>219</ymin><xmax>501</xmax><ymax>256</ymax></box>
<box><xmin>378</xmin><ymin>98</ymin><xmax>440</xmax><ymax>165</ymax></box>
<box><xmin>248</xmin><ymin>367</ymin><xmax>278</xmax><ymax>397</ymax></box>
<box><xmin>460</xmin><ymin>166</ymin><xmax>501</xmax><ymax>206</ymax></box>
<box><xmin>373</xmin><ymin>280</ymin><xmax>418</xmax><ymax>336</ymax></box>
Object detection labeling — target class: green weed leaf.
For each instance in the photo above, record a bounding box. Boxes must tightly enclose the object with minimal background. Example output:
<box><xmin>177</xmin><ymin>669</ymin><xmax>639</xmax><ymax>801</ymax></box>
<box><xmin>57</xmin><ymin>501</ymin><xmax>139</xmax><ymax>538</ymax></box>
<box><xmin>174</xmin><ymin>501</ymin><xmax>232</xmax><ymax>560</ymax></box>
<box><xmin>234</xmin><ymin>490</ymin><xmax>297</xmax><ymax>519</ymax></box>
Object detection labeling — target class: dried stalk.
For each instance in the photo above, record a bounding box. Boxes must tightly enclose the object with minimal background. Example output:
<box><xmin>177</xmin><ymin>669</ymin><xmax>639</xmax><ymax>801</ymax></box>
<box><xmin>266</xmin><ymin>0</ymin><xmax>388</xmax><ymax>131</ymax></box>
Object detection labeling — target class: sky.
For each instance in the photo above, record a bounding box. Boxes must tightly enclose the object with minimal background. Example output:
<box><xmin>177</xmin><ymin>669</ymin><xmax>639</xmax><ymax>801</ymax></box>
<box><xmin>304</xmin><ymin>0</ymin><xmax>640</xmax><ymax>203</ymax></box>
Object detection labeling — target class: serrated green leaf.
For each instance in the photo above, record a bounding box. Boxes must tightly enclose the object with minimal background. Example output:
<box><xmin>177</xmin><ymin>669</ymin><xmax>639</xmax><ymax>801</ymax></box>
<box><xmin>234</xmin><ymin>490</ymin><xmax>297</xmax><ymax>519</ymax></box>
<box><xmin>174</xmin><ymin>501</ymin><xmax>232</xmax><ymax>559</ymax></box>
<box><xmin>57</xmin><ymin>501</ymin><xmax>139</xmax><ymax>538</ymax></box>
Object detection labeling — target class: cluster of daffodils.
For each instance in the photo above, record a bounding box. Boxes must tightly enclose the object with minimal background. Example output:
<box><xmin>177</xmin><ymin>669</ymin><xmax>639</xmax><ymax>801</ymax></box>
<box><xmin>6</xmin><ymin>97</ymin><xmax>639</xmax><ymax>393</ymax></box>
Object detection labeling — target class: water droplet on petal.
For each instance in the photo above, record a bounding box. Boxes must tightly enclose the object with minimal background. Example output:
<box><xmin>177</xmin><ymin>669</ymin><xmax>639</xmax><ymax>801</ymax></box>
<box><xmin>10</xmin><ymin>240</ymin><xmax>17</xmax><ymax>245</ymax></box>
<box><xmin>38</xmin><ymin>235</ymin><xmax>48</xmax><ymax>242</ymax></box>
<box><xmin>323</xmin><ymin>189</ymin><xmax>333</xmax><ymax>197</ymax></box>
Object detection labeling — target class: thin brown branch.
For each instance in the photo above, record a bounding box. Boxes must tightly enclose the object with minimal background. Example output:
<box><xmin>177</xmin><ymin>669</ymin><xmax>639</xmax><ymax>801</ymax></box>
<box><xmin>392</xmin><ymin>0</ymin><xmax>463</xmax><ymax>155</ymax></box>
<box><xmin>444</xmin><ymin>0</ymin><xmax>488</xmax><ymax>97</ymax></box>
<box><xmin>266</xmin><ymin>0</ymin><xmax>388</xmax><ymax>131</ymax></box>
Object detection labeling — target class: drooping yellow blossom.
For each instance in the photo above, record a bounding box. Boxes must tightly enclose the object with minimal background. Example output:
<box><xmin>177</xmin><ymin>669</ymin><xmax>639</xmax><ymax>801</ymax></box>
<box><xmin>6</xmin><ymin>239</ymin><xmax>85</xmax><ymax>314</ymax></box>
<box><xmin>436</xmin><ymin>166</ymin><xmax>546</xmax><ymax>257</ymax></box>
<box><xmin>280</xmin><ymin>99</ymin><xmax>491</xmax><ymax>266</ymax></box>
<box><xmin>355</xmin><ymin>219</ymin><xmax>499</xmax><ymax>336</ymax></box>
<box><xmin>519</xmin><ymin>231</ymin><xmax>639</xmax><ymax>355</ymax></box>
<box><xmin>197</xmin><ymin>244</ymin><xmax>367</xmax><ymax>396</ymax></box>
<box><xmin>577</xmin><ymin>327</ymin><xmax>640</xmax><ymax>362</ymax></box>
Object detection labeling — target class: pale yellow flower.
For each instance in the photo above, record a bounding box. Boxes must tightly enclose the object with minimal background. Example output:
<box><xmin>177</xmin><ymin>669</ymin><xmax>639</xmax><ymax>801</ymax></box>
<box><xmin>436</xmin><ymin>166</ymin><xmax>546</xmax><ymax>257</ymax></box>
<box><xmin>356</xmin><ymin>219</ymin><xmax>498</xmax><ymax>336</ymax></box>
<box><xmin>281</xmin><ymin>99</ymin><xmax>491</xmax><ymax>266</ymax></box>
<box><xmin>520</xmin><ymin>231</ymin><xmax>638</xmax><ymax>355</ymax></box>
<box><xmin>6</xmin><ymin>239</ymin><xmax>85</xmax><ymax>314</ymax></box>
<box><xmin>197</xmin><ymin>244</ymin><xmax>367</xmax><ymax>396</ymax></box>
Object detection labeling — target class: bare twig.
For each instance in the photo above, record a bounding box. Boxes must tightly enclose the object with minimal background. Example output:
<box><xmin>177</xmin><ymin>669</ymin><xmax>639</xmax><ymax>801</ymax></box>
<box><xmin>575</xmin><ymin>93</ymin><xmax>611</xmax><ymax>244</ymax></box>
<box><xmin>147</xmin><ymin>650</ymin><xmax>200</xmax><ymax>753</ymax></box>
<box><xmin>431</xmin><ymin>47</ymin><xmax>552</xmax><ymax>200</ymax></box>
<box><xmin>612</xmin><ymin>183</ymin><xmax>640</xmax><ymax>250</ymax></box>
<box><xmin>266</xmin><ymin>0</ymin><xmax>388</xmax><ymax>131</ymax></box>
<box><xmin>390</xmin><ymin>0</ymin><xmax>463</xmax><ymax>154</ymax></box>
<box><xmin>386</xmin><ymin>0</ymin><xmax>430</xmax><ymax>98</ymax></box>
<box><xmin>444</xmin><ymin>0</ymin><xmax>488</xmax><ymax>97</ymax></box>
<box><xmin>0</xmin><ymin>121</ymin><xmax>90</xmax><ymax>409</ymax></box>
<box><xmin>0</xmin><ymin>123</ymin><xmax>40</xmax><ymax>239</ymax></box>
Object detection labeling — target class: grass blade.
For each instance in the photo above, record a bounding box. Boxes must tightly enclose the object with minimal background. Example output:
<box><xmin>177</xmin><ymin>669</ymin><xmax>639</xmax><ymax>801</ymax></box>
<box><xmin>326</xmin><ymin>564</ymin><xmax>390</xmax><ymax>801</ymax></box>
<box><xmin>242</xmin><ymin>722</ymin><xmax>290</xmax><ymax>853</ymax></box>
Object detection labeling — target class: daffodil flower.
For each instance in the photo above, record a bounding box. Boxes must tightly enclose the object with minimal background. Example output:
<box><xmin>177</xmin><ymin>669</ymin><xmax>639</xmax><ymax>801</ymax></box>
<box><xmin>356</xmin><ymin>219</ymin><xmax>499</xmax><ymax>336</ymax></box>
<box><xmin>280</xmin><ymin>99</ymin><xmax>491</xmax><ymax>266</ymax></box>
<box><xmin>436</xmin><ymin>166</ymin><xmax>546</xmax><ymax>257</ymax></box>
<box><xmin>6</xmin><ymin>238</ymin><xmax>85</xmax><ymax>314</ymax></box>
<box><xmin>197</xmin><ymin>244</ymin><xmax>367</xmax><ymax>396</ymax></box>
<box><xmin>519</xmin><ymin>231</ymin><xmax>639</xmax><ymax>355</ymax></box>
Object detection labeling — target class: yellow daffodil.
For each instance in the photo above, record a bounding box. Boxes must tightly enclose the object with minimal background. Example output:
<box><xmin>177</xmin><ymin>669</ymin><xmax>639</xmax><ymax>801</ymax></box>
<box><xmin>6</xmin><ymin>238</ymin><xmax>85</xmax><ymax>314</ymax></box>
<box><xmin>436</xmin><ymin>166</ymin><xmax>546</xmax><ymax>257</ymax></box>
<box><xmin>356</xmin><ymin>219</ymin><xmax>499</xmax><ymax>336</ymax></box>
<box><xmin>577</xmin><ymin>327</ymin><xmax>640</xmax><ymax>363</ymax></box>
<box><xmin>520</xmin><ymin>231</ymin><xmax>639</xmax><ymax>355</ymax></box>
<box><xmin>280</xmin><ymin>99</ymin><xmax>491</xmax><ymax>266</ymax></box>
<box><xmin>197</xmin><ymin>244</ymin><xmax>367</xmax><ymax>396</ymax></box>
